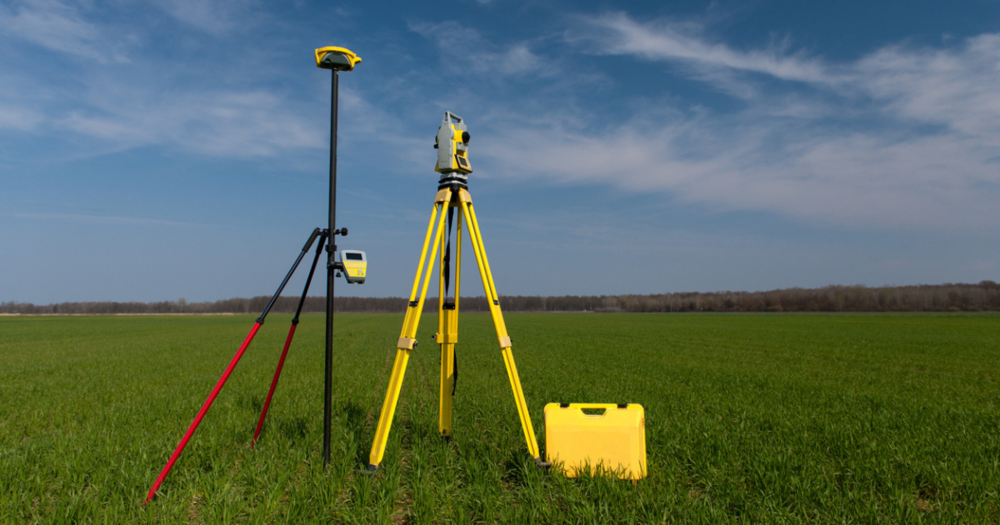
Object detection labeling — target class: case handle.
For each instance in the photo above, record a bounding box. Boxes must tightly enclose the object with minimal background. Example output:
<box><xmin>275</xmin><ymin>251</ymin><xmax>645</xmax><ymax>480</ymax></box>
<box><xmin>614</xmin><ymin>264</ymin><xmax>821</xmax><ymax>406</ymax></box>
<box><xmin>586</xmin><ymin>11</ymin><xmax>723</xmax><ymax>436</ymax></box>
<box><xmin>556</xmin><ymin>402</ymin><xmax>631</xmax><ymax>416</ymax></box>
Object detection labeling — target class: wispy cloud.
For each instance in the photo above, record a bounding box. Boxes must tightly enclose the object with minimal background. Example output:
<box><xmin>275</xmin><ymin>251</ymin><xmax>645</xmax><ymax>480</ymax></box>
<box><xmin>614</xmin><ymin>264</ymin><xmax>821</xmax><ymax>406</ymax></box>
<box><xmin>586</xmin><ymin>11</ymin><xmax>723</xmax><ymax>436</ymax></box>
<box><xmin>481</xmin><ymin>102</ymin><xmax>1000</xmax><ymax>227</ymax></box>
<box><xmin>0</xmin><ymin>105</ymin><xmax>43</xmax><ymax>130</ymax></box>
<box><xmin>337</xmin><ymin>87</ymin><xmax>429</xmax><ymax>168</ymax></box>
<box><xmin>856</xmin><ymin>34</ymin><xmax>1000</xmax><ymax>142</ymax></box>
<box><xmin>475</xmin><ymin>13</ymin><xmax>1000</xmax><ymax>229</ymax></box>
<box><xmin>5</xmin><ymin>4</ymin><xmax>997</xmax><ymax>231</ymax></box>
<box><xmin>571</xmin><ymin>12</ymin><xmax>1000</xmax><ymax>139</ymax></box>
<box><xmin>148</xmin><ymin>0</ymin><xmax>261</xmax><ymax>35</ymax></box>
<box><xmin>51</xmin><ymin>86</ymin><xmax>324</xmax><ymax>156</ymax></box>
<box><xmin>0</xmin><ymin>0</ymin><xmax>321</xmax><ymax>158</ymax></box>
<box><xmin>569</xmin><ymin>12</ymin><xmax>836</xmax><ymax>86</ymax></box>
<box><xmin>0</xmin><ymin>0</ymin><xmax>129</xmax><ymax>62</ymax></box>
<box><xmin>410</xmin><ymin>21</ymin><xmax>548</xmax><ymax>75</ymax></box>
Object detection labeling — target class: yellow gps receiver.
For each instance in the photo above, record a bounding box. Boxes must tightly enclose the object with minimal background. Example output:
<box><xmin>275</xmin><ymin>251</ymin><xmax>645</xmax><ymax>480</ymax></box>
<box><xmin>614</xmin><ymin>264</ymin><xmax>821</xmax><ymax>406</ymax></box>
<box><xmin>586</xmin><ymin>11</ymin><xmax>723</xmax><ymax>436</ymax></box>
<box><xmin>339</xmin><ymin>250</ymin><xmax>367</xmax><ymax>284</ymax></box>
<box><xmin>315</xmin><ymin>46</ymin><xmax>362</xmax><ymax>71</ymax></box>
<box><xmin>434</xmin><ymin>111</ymin><xmax>472</xmax><ymax>175</ymax></box>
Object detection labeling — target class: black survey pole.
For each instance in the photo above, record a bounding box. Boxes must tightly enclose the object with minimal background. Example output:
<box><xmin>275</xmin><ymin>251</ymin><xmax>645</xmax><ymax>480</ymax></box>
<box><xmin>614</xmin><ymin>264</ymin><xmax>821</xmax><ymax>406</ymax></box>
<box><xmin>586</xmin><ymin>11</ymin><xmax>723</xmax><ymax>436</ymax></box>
<box><xmin>315</xmin><ymin>45</ymin><xmax>359</xmax><ymax>469</ymax></box>
<box><xmin>324</xmin><ymin>68</ymin><xmax>338</xmax><ymax>468</ymax></box>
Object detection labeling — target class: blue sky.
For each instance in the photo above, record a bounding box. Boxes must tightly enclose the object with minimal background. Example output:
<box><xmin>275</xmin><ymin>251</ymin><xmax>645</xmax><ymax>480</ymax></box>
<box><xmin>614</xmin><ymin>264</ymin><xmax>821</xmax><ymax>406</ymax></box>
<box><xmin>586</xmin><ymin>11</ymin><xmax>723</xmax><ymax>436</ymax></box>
<box><xmin>2</xmin><ymin>0</ymin><xmax>999</xmax><ymax>304</ymax></box>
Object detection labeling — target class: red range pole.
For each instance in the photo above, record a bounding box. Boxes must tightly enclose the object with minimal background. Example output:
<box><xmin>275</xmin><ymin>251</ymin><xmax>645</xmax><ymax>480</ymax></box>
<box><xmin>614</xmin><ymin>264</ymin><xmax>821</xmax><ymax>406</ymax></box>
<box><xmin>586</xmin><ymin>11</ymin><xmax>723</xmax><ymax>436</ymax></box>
<box><xmin>144</xmin><ymin>322</ymin><xmax>262</xmax><ymax>504</ymax></box>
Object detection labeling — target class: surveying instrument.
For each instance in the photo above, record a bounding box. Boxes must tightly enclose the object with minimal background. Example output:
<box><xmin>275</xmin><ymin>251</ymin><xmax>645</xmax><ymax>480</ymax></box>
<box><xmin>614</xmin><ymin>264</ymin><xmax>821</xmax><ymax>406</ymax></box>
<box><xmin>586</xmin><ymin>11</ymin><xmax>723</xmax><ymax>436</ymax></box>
<box><xmin>367</xmin><ymin>112</ymin><xmax>545</xmax><ymax>470</ymax></box>
<box><xmin>144</xmin><ymin>46</ymin><xmax>365</xmax><ymax>503</ymax></box>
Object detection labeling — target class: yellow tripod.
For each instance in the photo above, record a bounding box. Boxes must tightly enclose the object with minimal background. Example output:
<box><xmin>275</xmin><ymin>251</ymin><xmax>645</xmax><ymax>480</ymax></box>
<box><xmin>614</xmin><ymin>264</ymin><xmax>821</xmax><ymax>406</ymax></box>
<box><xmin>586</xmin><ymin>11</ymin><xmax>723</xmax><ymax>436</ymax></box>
<box><xmin>366</xmin><ymin>183</ymin><xmax>541</xmax><ymax>469</ymax></box>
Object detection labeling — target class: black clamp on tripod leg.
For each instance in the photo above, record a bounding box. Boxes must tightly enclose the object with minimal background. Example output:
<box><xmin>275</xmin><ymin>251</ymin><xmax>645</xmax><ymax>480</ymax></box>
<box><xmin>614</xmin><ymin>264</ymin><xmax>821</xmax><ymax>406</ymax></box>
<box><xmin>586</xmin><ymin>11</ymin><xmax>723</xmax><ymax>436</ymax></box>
<box><xmin>252</xmin><ymin>229</ymin><xmax>329</xmax><ymax>446</ymax></box>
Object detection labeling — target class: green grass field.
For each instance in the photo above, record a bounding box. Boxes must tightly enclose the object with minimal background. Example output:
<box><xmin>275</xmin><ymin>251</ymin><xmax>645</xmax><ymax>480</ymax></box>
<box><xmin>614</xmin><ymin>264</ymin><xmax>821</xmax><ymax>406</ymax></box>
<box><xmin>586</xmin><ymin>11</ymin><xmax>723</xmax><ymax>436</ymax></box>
<box><xmin>1</xmin><ymin>313</ymin><xmax>998</xmax><ymax>523</ymax></box>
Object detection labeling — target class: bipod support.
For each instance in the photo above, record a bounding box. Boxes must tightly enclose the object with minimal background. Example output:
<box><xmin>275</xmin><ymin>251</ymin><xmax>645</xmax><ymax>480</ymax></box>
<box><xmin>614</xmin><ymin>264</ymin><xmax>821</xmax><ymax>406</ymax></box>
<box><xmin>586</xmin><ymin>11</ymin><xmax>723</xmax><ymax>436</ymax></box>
<box><xmin>251</xmin><ymin>229</ymin><xmax>329</xmax><ymax>447</ymax></box>
<box><xmin>144</xmin><ymin>227</ymin><xmax>325</xmax><ymax>504</ymax></box>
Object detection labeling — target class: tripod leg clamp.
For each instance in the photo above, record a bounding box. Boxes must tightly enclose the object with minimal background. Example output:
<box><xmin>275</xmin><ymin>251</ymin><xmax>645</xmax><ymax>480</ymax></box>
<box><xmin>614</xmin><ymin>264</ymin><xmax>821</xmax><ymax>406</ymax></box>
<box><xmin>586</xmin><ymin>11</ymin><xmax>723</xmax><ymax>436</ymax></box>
<box><xmin>398</xmin><ymin>337</ymin><xmax>417</xmax><ymax>350</ymax></box>
<box><xmin>498</xmin><ymin>337</ymin><xmax>512</xmax><ymax>349</ymax></box>
<box><xmin>435</xmin><ymin>333</ymin><xmax>458</xmax><ymax>344</ymax></box>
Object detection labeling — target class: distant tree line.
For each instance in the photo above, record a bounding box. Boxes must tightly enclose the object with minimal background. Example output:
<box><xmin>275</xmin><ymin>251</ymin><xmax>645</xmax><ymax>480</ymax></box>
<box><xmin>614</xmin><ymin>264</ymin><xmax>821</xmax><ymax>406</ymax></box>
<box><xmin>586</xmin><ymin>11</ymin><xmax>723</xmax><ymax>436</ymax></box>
<box><xmin>3</xmin><ymin>282</ymin><xmax>999</xmax><ymax>315</ymax></box>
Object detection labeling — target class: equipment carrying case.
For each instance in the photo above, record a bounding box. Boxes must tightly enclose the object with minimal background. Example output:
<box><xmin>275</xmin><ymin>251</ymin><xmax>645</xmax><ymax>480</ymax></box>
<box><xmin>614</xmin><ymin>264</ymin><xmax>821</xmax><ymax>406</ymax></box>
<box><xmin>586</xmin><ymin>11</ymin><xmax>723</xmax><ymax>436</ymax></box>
<box><xmin>544</xmin><ymin>403</ymin><xmax>646</xmax><ymax>480</ymax></box>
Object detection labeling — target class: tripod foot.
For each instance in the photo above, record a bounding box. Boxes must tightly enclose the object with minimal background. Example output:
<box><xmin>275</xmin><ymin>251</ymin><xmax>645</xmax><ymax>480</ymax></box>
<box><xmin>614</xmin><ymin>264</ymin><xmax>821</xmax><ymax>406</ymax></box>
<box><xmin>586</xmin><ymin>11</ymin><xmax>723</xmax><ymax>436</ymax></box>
<box><xmin>536</xmin><ymin>458</ymin><xmax>552</xmax><ymax>471</ymax></box>
<box><xmin>364</xmin><ymin>463</ymin><xmax>379</xmax><ymax>474</ymax></box>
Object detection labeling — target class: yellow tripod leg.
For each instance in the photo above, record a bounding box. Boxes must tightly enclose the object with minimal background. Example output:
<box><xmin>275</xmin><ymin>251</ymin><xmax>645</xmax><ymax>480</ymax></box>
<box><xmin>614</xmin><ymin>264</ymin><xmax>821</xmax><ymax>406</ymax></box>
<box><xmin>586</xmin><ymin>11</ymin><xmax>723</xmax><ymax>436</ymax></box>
<box><xmin>438</xmin><ymin>207</ymin><xmax>464</xmax><ymax>436</ymax></box>
<box><xmin>438</xmin><ymin>307</ymin><xmax>456</xmax><ymax>436</ymax></box>
<box><xmin>437</xmin><ymin>203</ymin><xmax>458</xmax><ymax>437</ymax></box>
<box><xmin>368</xmin><ymin>192</ymin><xmax>452</xmax><ymax>468</ymax></box>
<box><xmin>460</xmin><ymin>199</ymin><xmax>541</xmax><ymax>460</ymax></box>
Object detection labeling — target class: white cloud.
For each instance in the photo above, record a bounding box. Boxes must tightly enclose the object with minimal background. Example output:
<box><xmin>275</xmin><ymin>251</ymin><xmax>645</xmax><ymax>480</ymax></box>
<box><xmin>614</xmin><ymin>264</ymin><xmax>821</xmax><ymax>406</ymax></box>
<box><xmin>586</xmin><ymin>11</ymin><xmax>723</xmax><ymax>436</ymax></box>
<box><xmin>1</xmin><ymin>65</ymin><xmax>324</xmax><ymax>158</ymax></box>
<box><xmin>481</xmin><ymin>118</ymin><xmax>999</xmax><ymax>229</ymax></box>
<box><xmin>148</xmin><ymin>0</ymin><xmax>260</xmax><ymax>35</ymax></box>
<box><xmin>0</xmin><ymin>0</ymin><xmax>323</xmax><ymax>158</ymax></box>
<box><xmin>4</xmin><ymin>4</ymin><xmax>997</xmax><ymax>231</ymax></box>
<box><xmin>337</xmin><ymin>87</ymin><xmax>429</xmax><ymax>167</ymax></box>
<box><xmin>572</xmin><ymin>12</ymin><xmax>1000</xmax><ymax>141</ymax></box>
<box><xmin>57</xmin><ymin>87</ymin><xmax>324</xmax><ymax>156</ymax></box>
<box><xmin>0</xmin><ymin>0</ymin><xmax>128</xmax><ymax>62</ymax></box>
<box><xmin>474</xmin><ymin>13</ymin><xmax>1000</xmax><ymax>229</ymax></box>
<box><xmin>856</xmin><ymin>34</ymin><xmax>1000</xmax><ymax>143</ymax></box>
<box><xmin>0</xmin><ymin>105</ymin><xmax>43</xmax><ymax>130</ymax></box>
<box><xmin>410</xmin><ymin>20</ymin><xmax>548</xmax><ymax>75</ymax></box>
<box><xmin>570</xmin><ymin>12</ymin><xmax>836</xmax><ymax>85</ymax></box>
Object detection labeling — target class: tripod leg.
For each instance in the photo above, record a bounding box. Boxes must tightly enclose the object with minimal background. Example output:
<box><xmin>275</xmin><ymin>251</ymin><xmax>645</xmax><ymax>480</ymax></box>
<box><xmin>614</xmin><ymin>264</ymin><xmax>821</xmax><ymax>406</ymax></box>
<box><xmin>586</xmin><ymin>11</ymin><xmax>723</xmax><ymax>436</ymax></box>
<box><xmin>368</xmin><ymin>193</ymin><xmax>452</xmax><ymax>469</ymax></box>
<box><xmin>252</xmin><ymin>232</ymin><xmax>328</xmax><ymax>447</ymax></box>
<box><xmin>438</xmin><ymin>205</ymin><xmax>462</xmax><ymax>437</ymax></box>
<box><xmin>461</xmin><ymin>201</ymin><xmax>542</xmax><ymax>460</ymax></box>
<box><xmin>438</xmin><ymin>307</ymin><xmax>457</xmax><ymax>437</ymax></box>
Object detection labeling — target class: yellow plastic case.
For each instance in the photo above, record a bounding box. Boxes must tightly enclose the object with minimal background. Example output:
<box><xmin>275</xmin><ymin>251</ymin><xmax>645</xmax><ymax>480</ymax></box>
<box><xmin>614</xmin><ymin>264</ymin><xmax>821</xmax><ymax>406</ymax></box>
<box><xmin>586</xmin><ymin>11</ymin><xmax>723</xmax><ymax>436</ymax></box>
<box><xmin>544</xmin><ymin>403</ymin><xmax>646</xmax><ymax>480</ymax></box>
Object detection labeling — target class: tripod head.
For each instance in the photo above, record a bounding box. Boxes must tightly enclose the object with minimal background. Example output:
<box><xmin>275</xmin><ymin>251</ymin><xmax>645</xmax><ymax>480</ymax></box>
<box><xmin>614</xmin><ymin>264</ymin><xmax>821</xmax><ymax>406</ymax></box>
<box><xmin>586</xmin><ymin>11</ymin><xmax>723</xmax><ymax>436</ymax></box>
<box><xmin>434</xmin><ymin>111</ymin><xmax>472</xmax><ymax>186</ymax></box>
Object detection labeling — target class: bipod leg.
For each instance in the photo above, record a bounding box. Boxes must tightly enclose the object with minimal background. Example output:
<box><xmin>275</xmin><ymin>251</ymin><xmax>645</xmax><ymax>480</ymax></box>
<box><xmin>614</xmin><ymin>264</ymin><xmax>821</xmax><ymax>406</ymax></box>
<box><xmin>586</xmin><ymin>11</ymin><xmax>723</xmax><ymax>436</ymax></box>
<box><xmin>145</xmin><ymin>228</ymin><xmax>324</xmax><ymax>504</ymax></box>
<box><xmin>252</xmin><ymin>230</ymin><xmax>329</xmax><ymax>447</ymax></box>
<box><xmin>368</xmin><ymin>189</ymin><xmax>452</xmax><ymax>470</ymax></box>
<box><xmin>461</xmin><ymin>200</ymin><xmax>542</xmax><ymax>461</ymax></box>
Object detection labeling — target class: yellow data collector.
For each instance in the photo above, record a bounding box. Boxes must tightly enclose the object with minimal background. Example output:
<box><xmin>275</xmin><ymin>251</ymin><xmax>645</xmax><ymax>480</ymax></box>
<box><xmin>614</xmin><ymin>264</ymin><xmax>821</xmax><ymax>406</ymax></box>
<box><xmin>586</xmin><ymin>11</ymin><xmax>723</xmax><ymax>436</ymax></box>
<box><xmin>544</xmin><ymin>403</ymin><xmax>647</xmax><ymax>480</ymax></box>
<box><xmin>339</xmin><ymin>250</ymin><xmax>367</xmax><ymax>284</ymax></box>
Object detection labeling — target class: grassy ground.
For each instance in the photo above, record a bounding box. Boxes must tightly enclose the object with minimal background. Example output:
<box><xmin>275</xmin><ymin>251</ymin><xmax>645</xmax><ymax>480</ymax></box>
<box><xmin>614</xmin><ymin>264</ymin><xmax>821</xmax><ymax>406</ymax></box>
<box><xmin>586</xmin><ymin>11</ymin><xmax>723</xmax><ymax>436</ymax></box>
<box><xmin>1</xmin><ymin>313</ymin><xmax>998</xmax><ymax>523</ymax></box>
